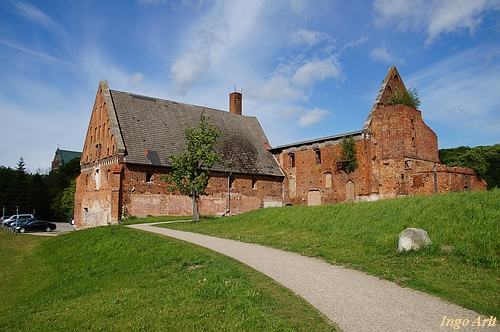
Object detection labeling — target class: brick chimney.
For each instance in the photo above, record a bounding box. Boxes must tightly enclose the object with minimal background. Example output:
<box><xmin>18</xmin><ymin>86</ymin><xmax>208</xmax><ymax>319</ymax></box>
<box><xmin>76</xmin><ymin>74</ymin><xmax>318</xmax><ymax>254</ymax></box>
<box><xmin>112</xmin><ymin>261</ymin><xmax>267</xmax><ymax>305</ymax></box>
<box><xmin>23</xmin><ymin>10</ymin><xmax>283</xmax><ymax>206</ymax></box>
<box><xmin>229</xmin><ymin>91</ymin><xmax>242</xmax><ymax>115</ymax></box>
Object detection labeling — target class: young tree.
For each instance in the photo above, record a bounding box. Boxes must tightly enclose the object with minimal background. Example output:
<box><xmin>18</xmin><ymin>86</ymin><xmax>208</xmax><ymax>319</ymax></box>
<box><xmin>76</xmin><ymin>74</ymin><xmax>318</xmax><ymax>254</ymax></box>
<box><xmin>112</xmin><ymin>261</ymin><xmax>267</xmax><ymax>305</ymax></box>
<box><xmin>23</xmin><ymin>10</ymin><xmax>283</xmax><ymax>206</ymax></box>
<box><xmin>161</xmin><ymin>114</ymin><xmax>226</xmax><ymax>221</ymax></box>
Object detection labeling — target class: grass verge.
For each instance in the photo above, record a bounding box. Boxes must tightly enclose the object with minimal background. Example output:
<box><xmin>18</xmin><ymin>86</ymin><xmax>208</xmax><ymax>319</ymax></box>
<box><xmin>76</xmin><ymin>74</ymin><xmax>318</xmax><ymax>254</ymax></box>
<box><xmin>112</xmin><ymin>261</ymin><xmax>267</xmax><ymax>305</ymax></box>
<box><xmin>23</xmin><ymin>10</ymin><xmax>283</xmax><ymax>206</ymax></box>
<box><xmin>159</xmin><ymin>189</ymin><xmax>500</xmax><ymax>317</ymax></box>
<box><xmin>0</xmin><ymin>227</ymin><xmax>338</xmax><ymax>331</ymax></box>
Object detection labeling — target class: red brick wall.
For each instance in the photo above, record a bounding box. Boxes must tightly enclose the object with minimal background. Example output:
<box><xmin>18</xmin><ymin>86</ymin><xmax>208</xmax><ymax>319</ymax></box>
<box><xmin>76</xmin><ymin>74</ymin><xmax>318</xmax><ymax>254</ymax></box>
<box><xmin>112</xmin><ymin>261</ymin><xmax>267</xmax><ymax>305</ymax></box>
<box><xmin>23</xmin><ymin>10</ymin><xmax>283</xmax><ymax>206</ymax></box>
<box><xmin>370</xmin><ymin>105</ymin><xmax>439</xmax><ymax>162</ymax></box>
<box><xmin>119</xmin><ymin>165</ymin><xmax>283</xmax><ymax>218</ymax></box>
<box><xmin>74</xmin><ymin>82</ymin><xmax>122</xmax><ymax>229</ymax></box>
<box><xmin>275</xmin><ymin>135</ymin><xmax>375</xmax><ymax>205</ymax></box>
<box><xmin>274</xmin><ymin>103</ymin><xmax>486</xmax><ymax>207</ymax></box>
<box><xmin>80</xmin><ymin>84</ymin><xmax>118</xmax><ymax>166</ymax></box>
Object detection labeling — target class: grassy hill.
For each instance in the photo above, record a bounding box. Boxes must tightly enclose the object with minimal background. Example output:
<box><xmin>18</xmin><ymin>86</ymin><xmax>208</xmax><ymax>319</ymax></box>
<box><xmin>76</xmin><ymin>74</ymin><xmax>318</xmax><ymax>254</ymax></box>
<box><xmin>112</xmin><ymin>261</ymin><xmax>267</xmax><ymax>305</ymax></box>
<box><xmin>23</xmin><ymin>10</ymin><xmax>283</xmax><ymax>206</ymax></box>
<box><xmin>161</xmin><ymin>189</ymin><xmax>499</xmax><ymax>317</ymax></box>
<box><xmin>1</xmin><ymin>190</ymin><xmax>497</xmax><ymax>330</ymax></box>
<box><xmin>0</xmin><ymin>227</ymin><xmax>337</xmax><ymax>331</ymax></box>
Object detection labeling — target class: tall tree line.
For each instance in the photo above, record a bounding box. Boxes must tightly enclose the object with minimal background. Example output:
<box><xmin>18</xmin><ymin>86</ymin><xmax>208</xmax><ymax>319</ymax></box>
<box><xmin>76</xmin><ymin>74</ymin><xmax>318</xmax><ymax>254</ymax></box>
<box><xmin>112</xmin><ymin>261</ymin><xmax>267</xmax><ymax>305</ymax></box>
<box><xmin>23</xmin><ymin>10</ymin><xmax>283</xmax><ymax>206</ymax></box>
<box><xmin>0</xmin><ymin>157</ymin><xmax>80</xmax><ymax>221</ymax></box>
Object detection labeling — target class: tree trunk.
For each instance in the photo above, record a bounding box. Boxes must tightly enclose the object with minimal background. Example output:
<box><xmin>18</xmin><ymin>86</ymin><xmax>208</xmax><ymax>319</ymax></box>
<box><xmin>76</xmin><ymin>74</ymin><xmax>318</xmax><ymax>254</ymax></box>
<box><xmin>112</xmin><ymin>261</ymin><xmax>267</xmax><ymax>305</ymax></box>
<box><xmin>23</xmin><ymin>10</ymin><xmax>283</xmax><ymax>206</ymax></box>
<box><xmin>192</xmin><ymin>191</ymin><xmax>200</xmax><ymax>221</ymax></box>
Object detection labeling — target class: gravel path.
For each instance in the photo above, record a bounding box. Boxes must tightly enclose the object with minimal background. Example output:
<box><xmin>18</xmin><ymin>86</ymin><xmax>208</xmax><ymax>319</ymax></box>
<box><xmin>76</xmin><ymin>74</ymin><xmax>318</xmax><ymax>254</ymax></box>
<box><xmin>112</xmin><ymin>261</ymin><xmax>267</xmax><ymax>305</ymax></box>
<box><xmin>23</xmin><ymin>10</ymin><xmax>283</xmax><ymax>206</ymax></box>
<box><xmin>128</xmin><ymin>223</ymin><xmax>497</xmax><ymax>332</ymax></box>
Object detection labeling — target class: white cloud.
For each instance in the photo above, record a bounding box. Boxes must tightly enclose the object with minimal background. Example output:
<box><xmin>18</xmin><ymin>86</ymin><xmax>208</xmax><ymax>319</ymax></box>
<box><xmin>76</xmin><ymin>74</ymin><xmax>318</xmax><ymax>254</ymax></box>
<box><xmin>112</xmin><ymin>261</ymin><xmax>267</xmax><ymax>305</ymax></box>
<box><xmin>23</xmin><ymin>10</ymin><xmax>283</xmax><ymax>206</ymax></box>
<box><xmin>373</xmin><ymin>0</ymin><xmax>500</xmax><ymax>45</ymax></box>
<box><xmin>370</xmin><ymin>46</ymin><xmax>405</xmax><ymax>64</ymax></box>
<box><xmin>247</xmin><ymin>75</ymin><xmax>305</xmax><ymax>103</ymax></box>
<box><xmin>288</xmin><ymin>29</ymin><xmax>324</xmax><ymax>47</ymax></box>
<box><xmin>292</xmin><ymin>57</ymin><xmax>343</xmax><ymax>87</ymax></box>
<box><xmin>299</xmin><ymin>108</ymin><xmax>329</xmax><ymax>127</ymax></box>
<box><xmin>169</xmin><ymin>50</ymin><xmax>211</xmax><ymax>95</ymax></box>
<box><xmin>127</xmin><ymin>72</ymin><xmax>145</xmax><ymax>89</ymax></box>
<box><xmin>12</xmin><ymin>1</ymin><xmax>67</xmax><ymax>37</ymax></box>
<box><xmin>282</xmin><ymin>105</ymin><xmax>329</xmax><ymax>128</ymax></box>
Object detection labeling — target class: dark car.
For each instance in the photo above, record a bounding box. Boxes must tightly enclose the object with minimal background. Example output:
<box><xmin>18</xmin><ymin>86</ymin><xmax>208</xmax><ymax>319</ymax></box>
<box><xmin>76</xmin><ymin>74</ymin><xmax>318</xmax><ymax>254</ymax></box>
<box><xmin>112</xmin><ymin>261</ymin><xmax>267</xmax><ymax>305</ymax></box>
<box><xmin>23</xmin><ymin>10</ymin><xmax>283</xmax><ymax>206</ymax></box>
<box><xmin>14</xmin><ymin>218</ymin><xmax>57</xmax><ymax>233</ymax></box>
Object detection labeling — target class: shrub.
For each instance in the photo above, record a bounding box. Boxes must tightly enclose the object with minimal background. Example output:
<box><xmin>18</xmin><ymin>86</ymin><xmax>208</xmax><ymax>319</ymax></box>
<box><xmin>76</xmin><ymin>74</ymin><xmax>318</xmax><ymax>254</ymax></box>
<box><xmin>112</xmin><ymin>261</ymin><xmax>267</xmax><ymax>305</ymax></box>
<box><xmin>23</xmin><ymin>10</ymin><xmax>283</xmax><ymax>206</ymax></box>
<box><xmin>388</xmin><ymin>87</ymin><xmax>420</xmax><ymax>109</ymax></box>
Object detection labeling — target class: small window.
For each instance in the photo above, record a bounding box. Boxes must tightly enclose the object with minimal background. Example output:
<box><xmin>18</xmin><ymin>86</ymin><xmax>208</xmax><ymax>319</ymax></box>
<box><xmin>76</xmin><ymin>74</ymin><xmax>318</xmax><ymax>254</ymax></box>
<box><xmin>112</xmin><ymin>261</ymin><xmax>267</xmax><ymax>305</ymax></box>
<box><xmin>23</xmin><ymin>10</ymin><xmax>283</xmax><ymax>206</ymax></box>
<box><xmin>314</xmin><ymin>149</ymin><xmax>321</xmax><ymax>164</ymax></box>
<box><xmin>289</xmin><ymin>153</ymin><xmax>295</xmax><ymax>168</ymax></box>
<box><xmin>146</xmin><ymin>172</ymin><xmax>152</xmax><ymax>182</ymax></box>
<box><xmin>252</xmin><ymin>178</ymin><xmax>257</xmax><ymax>190</ymax></box>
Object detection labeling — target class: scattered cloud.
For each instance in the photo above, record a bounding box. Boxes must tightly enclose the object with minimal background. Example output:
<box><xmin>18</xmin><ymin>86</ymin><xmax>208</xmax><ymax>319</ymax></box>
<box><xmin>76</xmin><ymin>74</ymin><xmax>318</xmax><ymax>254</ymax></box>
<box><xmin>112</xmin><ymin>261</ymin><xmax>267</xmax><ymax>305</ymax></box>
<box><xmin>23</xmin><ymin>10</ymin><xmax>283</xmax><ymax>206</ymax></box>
<box><xmin>282</xmin><ymin>105</ymin><xmax>329</xmax><ymax>128</ymax></box>
<box><xmin>370</xmin><ymin>46</ymin><xmax>405</xmax><ymax>64</ymax></box>
<box><xmin>127</xmin><ymin>72</ymin><xmax>145</xmax><ymax>89</ymax></box>
<box><xmin>168</xmin><ymin>49</ymin><xmax>211</xmax><ymax>95</ymax></box>
<box><xmin>12</xmin><ymin>1</ymin><xmax>67</xmax><ymax>37</ymax></box>
<box><xmin>247</xmin><ymin>75</ymin><xmax>305</xmax><ymax>103</ymax></box>
<box><xmin>299</xmin><ymin>108</ymin><xmax>329</xmax><ymax>127</ymax></box>
<box><xmin>292</xmin><ymin>57</ymin><xmax>343</xmax><ymax>87</ymax></box>
<box><xmin>288</xmin><ymin>29</ymin><xmax>324</xmax><ymax>47</ymax></box>
<box><xmin>373</xmin><ymin>0</ymin><xmax>500</xmax><ymax>45</ymax></box>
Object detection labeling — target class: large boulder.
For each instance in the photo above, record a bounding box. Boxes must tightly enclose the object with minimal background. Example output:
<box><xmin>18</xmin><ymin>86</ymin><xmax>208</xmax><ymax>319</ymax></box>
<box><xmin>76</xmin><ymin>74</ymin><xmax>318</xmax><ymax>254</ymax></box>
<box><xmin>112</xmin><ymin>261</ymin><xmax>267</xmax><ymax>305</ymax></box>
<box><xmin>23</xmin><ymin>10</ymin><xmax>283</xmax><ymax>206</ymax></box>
<box><xmin>398</xmin><ymin>228</ymin><xmax>432</xmax><ymax>252</ymax></box>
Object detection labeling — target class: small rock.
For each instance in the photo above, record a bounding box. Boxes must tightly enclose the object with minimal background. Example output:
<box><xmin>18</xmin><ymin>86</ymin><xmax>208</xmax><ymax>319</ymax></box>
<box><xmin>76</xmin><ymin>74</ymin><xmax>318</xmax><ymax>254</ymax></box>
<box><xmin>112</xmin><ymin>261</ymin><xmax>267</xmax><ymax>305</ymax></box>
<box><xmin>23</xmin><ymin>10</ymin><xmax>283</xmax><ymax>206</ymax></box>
<box><xmin>441</xmin><ymin>245</ymin><xmax>453</xmax><ymax>253</ymax></box>
<box><xmin>398</xmin><ymin>228</ymin><xmax>432</xmax><ymax>252</ymax></box>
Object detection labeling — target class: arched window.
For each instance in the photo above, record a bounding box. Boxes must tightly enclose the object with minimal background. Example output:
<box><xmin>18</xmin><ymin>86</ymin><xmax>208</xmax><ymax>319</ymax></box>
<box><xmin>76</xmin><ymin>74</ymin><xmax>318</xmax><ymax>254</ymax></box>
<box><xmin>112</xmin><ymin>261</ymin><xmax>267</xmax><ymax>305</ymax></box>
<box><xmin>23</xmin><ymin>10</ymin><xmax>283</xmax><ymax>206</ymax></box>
<box><xmin>314</xmin><ymin>149</ymin><xmax>321</xmax><ymax>164</ymax></box>
<box><xmin>289</xmin><ymin>153</ymin><xmax>295</xmax><ymax>167</ymax></box>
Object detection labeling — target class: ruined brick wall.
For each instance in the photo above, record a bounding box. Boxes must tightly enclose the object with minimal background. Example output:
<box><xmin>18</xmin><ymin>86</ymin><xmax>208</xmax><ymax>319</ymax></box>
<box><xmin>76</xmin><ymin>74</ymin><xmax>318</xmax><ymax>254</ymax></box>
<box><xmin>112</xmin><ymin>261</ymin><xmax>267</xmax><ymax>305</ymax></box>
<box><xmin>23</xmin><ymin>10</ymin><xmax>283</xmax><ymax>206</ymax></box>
<box><xmin>274</xmin><ymin>134</ymin><xmax>375</xmax><ymax>206</ymax></box>
<box><xmin>274</xmin><ymin>102</ymin><xmax>485</xmax><ymax>207</ymax></box>
<box><xmin>367</xmin><ymin>104</ymin><xmax>486</xmax><ymax>198</ymax></box>
<box><xmin>74</xmin><ymin>159</ymin><xmax>121</xmax><ymax>229</ymax></box>
<box><xmin>119</xmin><ymin>164</ymin><xmax>283</xmax><ymax>218</ymax></box>
<box><xmin>369</xmin><ymin>105</ymin><xmax>439</xmax><ymax>162</ymax></box>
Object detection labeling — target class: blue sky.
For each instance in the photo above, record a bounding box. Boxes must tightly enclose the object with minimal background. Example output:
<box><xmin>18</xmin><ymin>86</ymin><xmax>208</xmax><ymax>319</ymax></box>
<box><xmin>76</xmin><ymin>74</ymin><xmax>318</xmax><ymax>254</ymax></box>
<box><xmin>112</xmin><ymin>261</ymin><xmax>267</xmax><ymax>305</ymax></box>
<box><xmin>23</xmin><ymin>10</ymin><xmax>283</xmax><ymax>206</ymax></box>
<box><xmin>1</xmin><ymin>0</ymin><xmax>499</xmax><ymax>173</ymax></box>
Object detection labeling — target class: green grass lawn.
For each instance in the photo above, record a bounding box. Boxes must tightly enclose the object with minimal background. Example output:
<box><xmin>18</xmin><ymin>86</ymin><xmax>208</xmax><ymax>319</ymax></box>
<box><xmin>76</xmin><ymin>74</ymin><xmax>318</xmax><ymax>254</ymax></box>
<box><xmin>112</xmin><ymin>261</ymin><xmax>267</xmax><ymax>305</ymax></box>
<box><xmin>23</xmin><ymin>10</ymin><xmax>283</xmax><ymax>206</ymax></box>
<box><xmin>160</xmin><ymin>189</ymin><xmax>500</xmax><ymax>317</ymax></box>
<box><xmin>0</xmin><ymin>227</ymin><xmax>338</xmax><ymax>331</ymax></box>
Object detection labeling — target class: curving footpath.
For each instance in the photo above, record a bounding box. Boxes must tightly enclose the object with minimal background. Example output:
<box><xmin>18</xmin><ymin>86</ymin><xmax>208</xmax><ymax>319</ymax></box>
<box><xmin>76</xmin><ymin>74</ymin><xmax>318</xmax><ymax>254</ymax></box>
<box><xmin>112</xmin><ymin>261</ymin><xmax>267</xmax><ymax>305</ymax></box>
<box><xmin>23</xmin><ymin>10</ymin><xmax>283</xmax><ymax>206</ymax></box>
<box><xmin>128</xmin><ymin>223</ymin><xmax>497</xmax><ymax>332</ymax></box>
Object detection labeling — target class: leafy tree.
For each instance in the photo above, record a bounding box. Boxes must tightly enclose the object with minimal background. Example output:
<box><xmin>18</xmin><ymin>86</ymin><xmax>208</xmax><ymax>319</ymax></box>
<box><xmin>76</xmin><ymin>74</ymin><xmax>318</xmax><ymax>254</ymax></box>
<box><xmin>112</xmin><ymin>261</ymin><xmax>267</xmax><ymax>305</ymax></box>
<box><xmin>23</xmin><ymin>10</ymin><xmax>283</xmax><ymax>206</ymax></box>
<box><xmin>48</xmin><ymin>158</ymin><xmax>81</xmax><ymax>221</ymax></box>
<box><xmin>338</xmin><ymin>135</ymin><xmax>358</xmax><ymax>173</ymax></box>
<box><xmin>388</xmin><ymin>87</ymin><xmax>420</xmax><ymax>109</ymax></box>
<box><xmin>161</xmin><ymin>114</ymin><xmax>227</xmax><ymax>221</ymax></box>
<box><xmin>52</xmin><ymin>179</ymin><xmax>76</xmax><ymax>221</ymax></box>
<box><xmin>439</xmin><ymin>144</ymin><xmax>500</xmax><ymax>189</ymax></box>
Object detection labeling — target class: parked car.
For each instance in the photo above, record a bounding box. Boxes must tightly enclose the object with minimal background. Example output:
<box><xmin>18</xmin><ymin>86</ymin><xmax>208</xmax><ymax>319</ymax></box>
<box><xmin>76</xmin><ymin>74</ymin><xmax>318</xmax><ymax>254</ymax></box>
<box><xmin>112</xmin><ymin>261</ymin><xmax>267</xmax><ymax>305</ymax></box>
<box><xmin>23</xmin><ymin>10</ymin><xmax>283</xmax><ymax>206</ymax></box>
<box><xmin>14</xmin><ymin>218</ymin><xmax>57</xmax><ymax>233</ymax></box>
<box><xmin>2</xmin><ymin>214</ymin><xmax>34</xmax><ymax>227</ymax></box>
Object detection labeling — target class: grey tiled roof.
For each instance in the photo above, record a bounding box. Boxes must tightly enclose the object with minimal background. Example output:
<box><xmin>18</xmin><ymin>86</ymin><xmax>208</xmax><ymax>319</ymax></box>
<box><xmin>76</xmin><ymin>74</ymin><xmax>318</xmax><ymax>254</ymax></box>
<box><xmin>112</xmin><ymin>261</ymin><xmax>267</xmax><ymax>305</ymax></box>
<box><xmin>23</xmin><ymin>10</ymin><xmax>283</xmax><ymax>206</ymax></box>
<box><xmin>109</xmin><ymin>90</ymin><xmax>283</xmax><ymax>177</ymax></box>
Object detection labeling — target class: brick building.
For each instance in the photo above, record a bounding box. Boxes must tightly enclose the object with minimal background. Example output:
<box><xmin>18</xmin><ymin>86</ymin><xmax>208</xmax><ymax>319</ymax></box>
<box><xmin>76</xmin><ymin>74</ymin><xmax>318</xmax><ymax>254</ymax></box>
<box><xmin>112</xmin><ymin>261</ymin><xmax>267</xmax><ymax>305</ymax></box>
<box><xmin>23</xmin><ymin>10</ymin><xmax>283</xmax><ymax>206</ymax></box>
<box><xmin>74</xmin><ymin>66</ymin><xmax>486</xmax><ymax>228</ymax></box>
<box><xmin>74</xmin><ymin>82</ymin><xmax>283</xmax><ymax>228</ymax></box>
<box><xmin>51</xmin><ymin>148</ymin><xmax>81</xmax><ymax>172</ymax></box>
<box><xmin>272</xmin><ymin>67</ymin><xmax>486</xmax><ymax>205</ymax></box>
